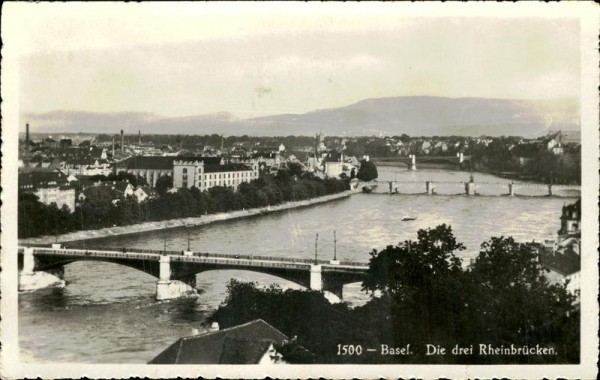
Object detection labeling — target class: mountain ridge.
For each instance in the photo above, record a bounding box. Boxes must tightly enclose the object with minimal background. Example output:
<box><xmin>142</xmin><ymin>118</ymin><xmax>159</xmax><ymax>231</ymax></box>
<box><xmin>22</xmin><ymin>96</ymin><xmax>579</xmax><ymax>138</ymax></box>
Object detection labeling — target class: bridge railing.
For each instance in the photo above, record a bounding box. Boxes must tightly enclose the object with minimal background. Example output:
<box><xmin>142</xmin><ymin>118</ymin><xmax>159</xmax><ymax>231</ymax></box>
<box><xmin>170</xmin><ymin>255</ymin><xmax>312</xmax><ymax>270</ymax></box>
<box><xmin>31</xmin><ymin>247</ymin><xmax>160</xmax><ymax>261</ymax></box>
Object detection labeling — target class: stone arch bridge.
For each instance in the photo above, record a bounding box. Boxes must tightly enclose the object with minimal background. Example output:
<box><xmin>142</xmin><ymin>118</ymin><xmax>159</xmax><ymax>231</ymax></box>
<box><xmin>18</xmin><ymin>246</ymin><xmax>368</xmax><ymax>301</ymax></box>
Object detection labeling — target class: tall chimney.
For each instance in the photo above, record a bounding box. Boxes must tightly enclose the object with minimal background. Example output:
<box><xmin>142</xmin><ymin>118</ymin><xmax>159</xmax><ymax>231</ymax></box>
<box><xmin>138</xmin><ymin>130</ymin><xmax>141</xmax><ymax>145</ymax></box>
<box><xmin>120</xmin><ymin>129</ymin><xmax>124</xmax><ymax>153</ymax></box>
<box><xmin>112</xmin><ymin>136</ymin><xmax>115</xmax><ymax>158</ymax></box>
<box><xmin>25</xmin><ymin>122</ymin><xmax>31</xmax><ymax>159</ymax></box>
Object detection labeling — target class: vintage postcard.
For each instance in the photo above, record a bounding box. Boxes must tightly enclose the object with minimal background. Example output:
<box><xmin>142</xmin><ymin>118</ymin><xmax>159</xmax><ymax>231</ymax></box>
<box><xmin>1</xmin><ymin>2</ymin><xmax>598</xmax><ymax>379</ymax></box>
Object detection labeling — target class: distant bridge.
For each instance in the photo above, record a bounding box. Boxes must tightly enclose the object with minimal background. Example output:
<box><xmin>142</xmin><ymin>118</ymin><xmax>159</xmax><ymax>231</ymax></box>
<box><xmin>18</xmin><ymin>246</ymin><xmax>368</xmax><ymax>301</ymax></box>
<box><xmin>371</xmin><ymin>180</ymin><xmax>580</xmax><ymax>197</ymax></box>
<box><xmin>374</xmin><ymin>154</ymin><xmax>471</xmax><ymax>170</ymax></box>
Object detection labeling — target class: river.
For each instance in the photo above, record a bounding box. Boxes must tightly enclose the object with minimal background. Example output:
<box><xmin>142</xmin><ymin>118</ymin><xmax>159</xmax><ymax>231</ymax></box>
<box><xmin>18</xmin><ymin>168</ymin><xmax>579</xmax><ymax>363</ymax></box>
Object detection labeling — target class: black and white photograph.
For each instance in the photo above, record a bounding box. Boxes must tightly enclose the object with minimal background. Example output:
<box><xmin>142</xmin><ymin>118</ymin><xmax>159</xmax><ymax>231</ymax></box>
<box><xmin>1</xmin><ymin>2</ymin><xmax>598</xmax><ymax>379</ymax></box>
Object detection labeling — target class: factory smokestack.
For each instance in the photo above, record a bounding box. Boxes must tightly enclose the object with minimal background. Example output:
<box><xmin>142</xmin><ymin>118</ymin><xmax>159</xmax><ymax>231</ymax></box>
<box><xmin>138</xmin><ymin>130</ymin><xmax>141</xmax><ymax>145</ymax></box>
<box><xmin>25</xmin><ymin>122</ymin><xmax>30</xmax><ymax>146</ymax></box>
<box><xmin>120</xmin><ymin>129</ymin><xmax>124</xmax><ymax>153</ymax></box>
<box><xmin>112</xmin><ymin>136</ymin><xmax>115</xmax><ymax>158</ymax></box>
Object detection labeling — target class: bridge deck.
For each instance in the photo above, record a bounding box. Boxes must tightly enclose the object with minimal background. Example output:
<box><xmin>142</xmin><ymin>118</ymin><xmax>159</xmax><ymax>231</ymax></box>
<box><xmin>19</xmin><ymin>247</ymin><xmax>369</xmax><ymax>271</ymax></box>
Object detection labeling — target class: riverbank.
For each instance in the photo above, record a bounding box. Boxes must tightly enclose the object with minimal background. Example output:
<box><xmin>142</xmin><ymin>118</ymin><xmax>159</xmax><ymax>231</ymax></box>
<box><xmin>19</xmin><ymin>190</ymin><xmax>355</xmax><ymax>245</ymax></box>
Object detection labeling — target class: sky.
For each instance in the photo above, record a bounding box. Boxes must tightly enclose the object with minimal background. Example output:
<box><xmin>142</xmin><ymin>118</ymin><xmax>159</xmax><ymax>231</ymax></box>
<box><xmin>10</xmin><ymin>3</ymin><xmax>581</xmax><ymax>119</ymax></box>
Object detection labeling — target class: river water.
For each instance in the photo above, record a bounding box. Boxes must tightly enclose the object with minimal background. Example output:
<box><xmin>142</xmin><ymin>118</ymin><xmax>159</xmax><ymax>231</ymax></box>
<box><xmin>18</xmin><ymin>168</ymin><xmax>579</xmax><ymax>363</ymax></box>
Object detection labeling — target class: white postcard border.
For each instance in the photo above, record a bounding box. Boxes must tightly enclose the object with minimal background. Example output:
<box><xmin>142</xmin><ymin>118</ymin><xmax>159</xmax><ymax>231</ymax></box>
<box><xmin>1</xmin><ymin>2</ymin><xmax>598</xmax><ymax>379</ymax></box>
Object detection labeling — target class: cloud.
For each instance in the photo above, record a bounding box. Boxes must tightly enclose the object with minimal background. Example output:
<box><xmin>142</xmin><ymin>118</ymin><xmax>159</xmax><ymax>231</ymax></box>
<box><xmin>255</xmin><ymin>86</ymin><xmax>272</xmax><ymax>98</ymax></box>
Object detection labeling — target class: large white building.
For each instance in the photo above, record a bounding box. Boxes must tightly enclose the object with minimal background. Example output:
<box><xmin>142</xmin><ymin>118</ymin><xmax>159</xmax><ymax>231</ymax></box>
<box><xmin>117</xmin><ymin>156</ymin><xmax>258</xmax><ymax>191</ymax></box>
<box><xmin>173</xmin><ymin>159</ymin><xmax>258</xmax><ymax>191</ymax></box>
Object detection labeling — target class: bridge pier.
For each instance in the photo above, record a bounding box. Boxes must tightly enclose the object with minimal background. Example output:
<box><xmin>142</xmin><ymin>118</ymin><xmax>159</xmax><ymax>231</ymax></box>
<box><xmin>465</xmin><ymin>182</ymin><xmax>475</xmax><ymax>196</ymax></box>
<box><xmin>310</xmin><ymin>265</ymin><xmax>322</xmax><ymax>291</ymax></box>
<box><xmin>311</xmin><ymin>266</ymin><xmax>345</xmax><ymax>303</ymax></box>
<box><xmin>410</xmin><ymin>154</ymin><xmax>416</xmax><ymax>171</ymax></box>
<box><xmin>389</xmin><ymin>181</ymin><xmax>393</xmax><ymax>194</ymax></box>
<box><xmin>548</xmin><ymin>184</ymin><xmax>553</xmax><ymax>196</ymax></box>
<box><xmin>508</xmin><ymin>182</ymin><xmax>515</xmax><ymax>196</ymax></box>
<box><xmin>19</xmin><ymin>247</ymin><xmax>65</xmax><ymax>291</ymax></box>
<box><xmin>426</xmin><ymin>181</ymin><xmax>434</xmax><ymax>195</ymax></box>
<box><xmin>156</xmin><ymin>255</ymin><xmax>197</xmax><ymax>301</ymax></box>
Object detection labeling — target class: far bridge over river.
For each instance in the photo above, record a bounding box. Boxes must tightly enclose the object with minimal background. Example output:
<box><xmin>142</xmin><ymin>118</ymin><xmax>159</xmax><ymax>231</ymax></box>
<box><xmin>373</xmin><ymin>153</ymin><xmax>470</xmax><ymax>170</ymax></box>
<box><xmin>372</xmin><ymin>180</ymin><xmax>580</xmax><ymax>197</ymax></box>
<box><xmin>18</xmin><ymin>246</ymin><xmax>368</xmax><ymax>301</ymax></box>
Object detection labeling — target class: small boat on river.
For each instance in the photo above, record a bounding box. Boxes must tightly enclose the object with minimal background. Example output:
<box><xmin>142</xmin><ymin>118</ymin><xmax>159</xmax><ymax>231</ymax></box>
<box><xmin>401</xmin><ymin>216</ymin><xmax>417</xmax><ymax>221</ymax></box>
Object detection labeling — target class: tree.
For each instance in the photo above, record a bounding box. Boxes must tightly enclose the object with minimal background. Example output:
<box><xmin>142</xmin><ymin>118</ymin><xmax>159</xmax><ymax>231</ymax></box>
<box><xmin>399</xmin><ymin>134</ymin><xmax>411</xmax><ymax>143</ymax></box>
<box><xmin>466</xmin><ymin>237</ymin><xmax>579</xmax><ymax>362</ymax></box>
<box><xmin>362</xmin><ymin>225</ymin><xmax>466</xmax><ymax>349</ymax></box>
<box><xmin>210</xmin><ymin>280</ymin><xmax>392</xmax><ymax>364</ymax></box>
<box><xmin>155</xmin><ymin>175</ymin><xmax>173</xmax><ymax>196</ymax></box>
<box><xmin>362</xmin><ymin>226</ymin><xmax>579</xmax><ymax>363</ymax></box>
<box><xmin>59</xmin><ymin>139</ymin><xmax>72</xmax><ymax>147</ymax></box>
<box><xmin>288</xmin><ymin>162</ymin><xmax>304</xmax><ymax>177</ymax></box>
<box><xmin>356</xmin><ymin>160</ymin><xmax>378</xmax><ymax>181</ymax></box>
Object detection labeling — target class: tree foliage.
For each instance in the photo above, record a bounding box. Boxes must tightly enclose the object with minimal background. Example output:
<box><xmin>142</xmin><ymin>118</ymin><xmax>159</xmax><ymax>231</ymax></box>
<box><xmin>209</xmin><ymin>225</ymin><xmax>579</xmax><ymax>364</ymax></box>
<box><xmin>356</xmin><ymin>160</ymin><xmax>378</xmax><ymax>181</ymax></box>
<box><xmin>155</xmin><ymin>175</ymin><xmax>173</xmax><ymax>196</ymax></box>
<box><xmin>19</xmin><ymin>169</ymin><xmax>349</xmax><ymax>238</ymax></box>
<box><xmin>210</xmin><ymin>280</ymin><xmax>395</xmax><ymax>364</ymax></box>
<box><xmin>362</xmin><ymin>226</ymin><xmax>578</xmax><ymax>363</ymax></box>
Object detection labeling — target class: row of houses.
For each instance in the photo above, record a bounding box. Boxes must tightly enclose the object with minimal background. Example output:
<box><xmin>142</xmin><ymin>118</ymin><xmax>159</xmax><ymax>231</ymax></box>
<box><xmin>19</xmin><ymin>153</ymin><xmax>262</xmax><ymax>213</ymax></box>
<box><xmin>20</xmin><ymin>146</ymin><xmax>113</xmax><ymax>176</ymax></box>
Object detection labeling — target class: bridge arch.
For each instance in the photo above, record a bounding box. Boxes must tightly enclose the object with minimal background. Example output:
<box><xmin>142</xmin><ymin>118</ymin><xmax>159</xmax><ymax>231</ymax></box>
<box><xmin>169</xmin><ymin>261</ymin><xmax>311</xmax><ymax>289</ymax></box>
<box><xmin>32</xmin><ymin>254</ymin><xmax>161</xmax><ymax>279</ymax></box>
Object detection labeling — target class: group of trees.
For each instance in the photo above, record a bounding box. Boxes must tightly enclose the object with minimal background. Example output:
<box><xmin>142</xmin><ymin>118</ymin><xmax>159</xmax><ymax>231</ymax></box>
<box><xmin>18</xmin><ymin>167</ymin><xmax>349</xmax><ymax>238</ymax></box>
<box><xmin>210</xmin><ymin>225</ymin><xmax>579</xmax><ymax>364</ymax></box>
<box><xmin>470</xmin><ymin>138</ymin><xmax>581</xmax><ymax>184</ymax></box>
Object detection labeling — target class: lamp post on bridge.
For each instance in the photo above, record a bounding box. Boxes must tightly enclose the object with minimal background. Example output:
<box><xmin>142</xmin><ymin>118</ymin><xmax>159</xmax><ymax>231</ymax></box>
<box><xmin>314</xmin><ymin>233</ymin><xmax>319</xmax><ymax>265</ymax></box>
<box><xmin>330</xmin><ymin>230</ymin><xmax>340</xmax><ymax>265</ymax></box>
<box><xmin>187</xmin><ymin>225</ymin><xmax>191</xmax><ymax>252</ymax></box>
<box><xmin>333</xmin><ymin>230</ymin><xmax>337</xmax><ymax>261</ymax></box>
<box><xmin>163</xmin><ymin>223</ymin><xmax>167</xmax><ymax>255</ymax></box>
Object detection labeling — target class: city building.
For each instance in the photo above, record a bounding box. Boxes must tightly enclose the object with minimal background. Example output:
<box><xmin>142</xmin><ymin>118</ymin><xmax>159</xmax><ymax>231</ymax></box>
<box><xmin>133</xmin><ymin>186</ymin><xmax>158</xmax><ymax>202</ymax></box>
<box><xmin>115</xmin><ymin>156</ymin><xmax>197</xmax><ymax>187</ymax></box>
<box><xmin>149</xmin><ymin>319</ymin><xmax>289</xmax><ymax>364</ymax></box>
<box><xmin>323</xmin><ymin>151</ymin><xmax>344</xmax><ymax>178</ymax></box>
<box><xmin>541</xmin><ymin>199</ymin><xmax>581</xmax><ymax>297</ymax></box>
<box><xmin>19</xmin><ymin>171</ymin><xmax>76</xmax><ymax>212</ymax></box>
<box><xmin>116</xmin><ymin>156</ymin><xmax>258</xmax><ymax>191</ymax></box>
<box><xmin>173</xmin><ymin>159</ymin><xmax>258</xmax><ymax>191</ymax></box>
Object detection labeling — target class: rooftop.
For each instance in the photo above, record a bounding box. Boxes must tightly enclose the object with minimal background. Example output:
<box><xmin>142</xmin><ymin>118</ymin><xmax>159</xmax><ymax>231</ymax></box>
<box><xmin>19</xmin><ymin>171</ymin><xmax>71</xmax><ymax>189</ymax></box>
<box><xmin>118</xmin><ymin>156</ymin><xmax>222</xmax><ymax>170</ymax></box>
<box><xmin>148</xmin><ymin>319</ymin><xmax>288</xmax><ymax>364</ymax></box>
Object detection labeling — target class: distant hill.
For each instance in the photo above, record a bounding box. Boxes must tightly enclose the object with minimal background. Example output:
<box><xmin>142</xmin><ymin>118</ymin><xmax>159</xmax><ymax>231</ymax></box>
<box><xmin>22</xmin><ymin>96</ymin><xmax>579</xmax><ymax>138</ymax></box>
